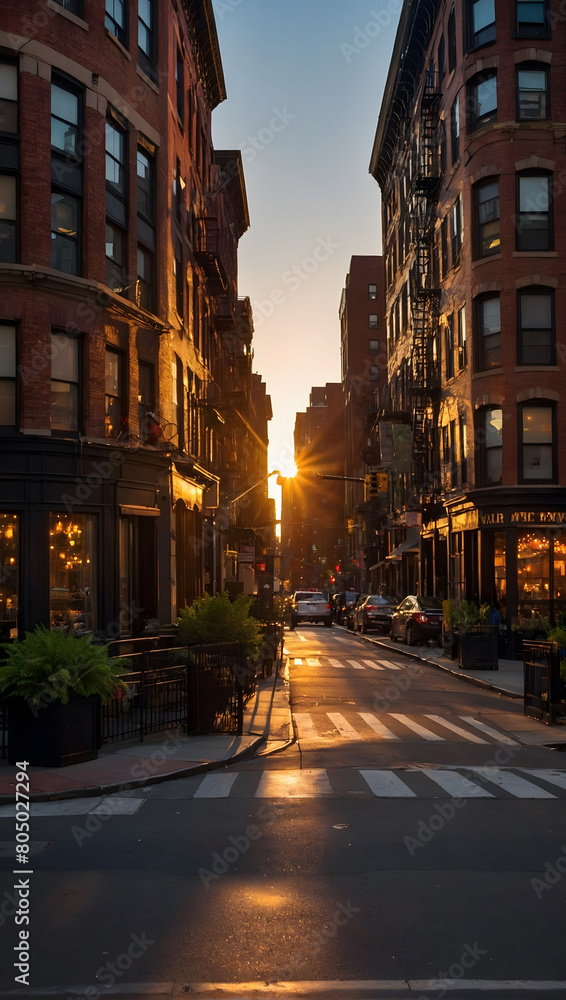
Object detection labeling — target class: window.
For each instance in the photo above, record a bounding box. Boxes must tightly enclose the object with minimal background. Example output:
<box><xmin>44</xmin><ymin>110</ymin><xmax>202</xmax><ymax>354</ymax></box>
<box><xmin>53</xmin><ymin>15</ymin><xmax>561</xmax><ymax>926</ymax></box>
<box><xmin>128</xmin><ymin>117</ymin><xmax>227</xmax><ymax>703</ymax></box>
<box><xmin>451</xmin><ymin>194</ymin><xmax>463</xmax><ymax>265</ymax></box>
<box><xmin>106</xmin><ymin>0</ymin><xmax>127</xmax><ymax>47</ymax></box>
<box><xmin>517</xmin><ymin>65</ymin><xmax>549</xmax><ymax>120</ymax></box>
<box><xmin>105</xmin><ymin>348</ymin><xmax>124</xmax><ymax>438</ymax></box>
<box><xmin>0</xmin><ymin>324</ymin><xmax>16</xmax><ymax>425</ymax></box>
<box><xmin>459</xmin><ymin>412</ymin><xmax>468</xmax><ymax>483</ymax></box>
<box><xmin>0</xmin><ymin>175</ymin><xmax>16</xmax><ymax>263</ymax></box>
<box><xmin>53</xmin><ymin>0</ymin><xmax>84</xmax><ymax>15</ymax></box>
<box><xmin>477</xmin><ymin>295</ymin><xmax>501</xmax><ymax>369</ymax></box>
<box><xmin>137</xmin><ymin>246</ymin><xmax>154</xmax><ymax>312</ymax></box>
<box><xmin>106</xmin><ymin>117</ymin><xmax>127</xmax><ymax>203</ymax></box>
<box><xmin>438</xmin><ymin>34</ymin><xmax>445</xmax><ymax>79</ymax></box>
<box><xmin>105</xmin><ymin>223</ymin><xmax>125</xmax><ymax>292</ymax></box>
<box><xmin>457</xmin><ymin>305</ymin><xmax>467</xmax><ymax>370</ymax></box>
<box><xmin>448</xmin><ymin>6</ymin><xmax>456</xmax><ymax>72</ymax></box>
<box><xmin>174</xmin><ymin>238</ymin><xmax>183</xmax><ymax>317</ymax></box>
<box><xmin>51</xmin><ymin>333</ymin><xmax>79</xmax><ymax>431</ymax></box>
<box><xmin>480</xmin><ymin>406</ymin><xmax>503</xmax><ymax>484</ymax></box>
<box><xmin>105</xmin><ymin>112</ymin><xmax>127</xmax><ymax>291</ymax></box>
<box><xmin>49</xmin><ymin>513</ymin><xmax>96</xmax><ymax>632</ymax></box>
<box><xmin>137</xmin><ymin>147</ymin><xmax>155</xmax><ymax>225</ymax></box>
<box><xmin>368</xmin><ymin>283</ymin><xmax>377</xmax><ymax>299</ymax></box>
<box><xmin>518</xmin><ymin>288</ymin><xmax>554</xmax><ymax>365</ymax></box>
<box><xmin>174</xmin><ymin>357</ymin><xmax>185</xmax><ymax>450</ymax></box>
<box><xmin>450</xmin><ymin>95</ymin><xmax>459</xmax><ymax>165</ymax></box>
<box><xmin>520</xmin><ymin>403</ymin><xmax>555</xmax><ymax>481</ymax></box>
<box><xmin>516</xmin><ymin>0</ymin><xmax>549</xmax><ymax>38</ymax></box>
<box><xmin>469</xmin><ymin>0</ymin><xmax>496</xmax><ymax>48</ymax></box>
<box><xmin>369</xmin><ymin>339</ymin><xmax>379</xmax><ymax>354</ymax></box>
<box><xmin>176</xmin><ymin>48</ymin><xmax>184</xmax><ymax>123</ymax></box>
<box><xmin>138</xmin><ymin>0</ymin><xmax>156</xmax><ymax>80</ymax></box>
<box><xmin>369</xmin><ymin>314</ymin><xmax>378</xmax><ymax>329</ymax></box>
<box><xmin>51</xmin><ymin>79</ymin><xmax>82</xmax><ymax>276</ymax></box>
<box><xmin>0</xmin><ymin>513</ymin><xmax>18</xmax><ymax>637</ymax></box>
<box><xmin>0</xmin><ymin>61</ymin><xmax>18</xmax><ymax>133</ymax></box>
<box><xmin>137</xmin><ymin>139</ymin><xmax>156</xmax><ymax>311</ymax></box>
<box><xmin>517</xmin><ymin>172</ymin><xmax>552</xmax><ymax>251</ymax></box>
<box><xmin>369</xmin><ymin>365</ymin><xmax>379</xmax><ymax>381</ymax></box>
<box><xmin>468</xmin><ymin>73</ymin><xmax>497</xmax><ymax>129</ymax></box>
<box><xmin>445</xmin><ymin>315</ymin><xmax>455</xmax><ymax>380</ymax></box>
<box><xmin>138</xmin><ymin>360</ymin><xmax>155</xmax><ymax>439</ymax></box>
<box><xmin>441</xmin><ymin>216</ymin><xmax>449</xmax><ymax>276</ymax></box>
<box><xmin>475</xmin><ymin>178</ymin><xmax>500</xmax><ymax>257</ymax></box>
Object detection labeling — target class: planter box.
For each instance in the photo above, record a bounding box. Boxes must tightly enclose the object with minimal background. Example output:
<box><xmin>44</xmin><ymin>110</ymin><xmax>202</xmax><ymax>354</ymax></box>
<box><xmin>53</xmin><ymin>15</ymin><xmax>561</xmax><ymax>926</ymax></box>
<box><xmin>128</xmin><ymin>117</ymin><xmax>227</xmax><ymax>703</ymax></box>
<box><xmin>442</xmin><ymin>630</ymin><xmax>458</xmax><ymax>660</ymax></box>
<box><xmin>8</xmin><ymin>695</ymin><xmax>101</xmax><ymax>767</ymax></box>
<box><xmin>458</xmin><ymin>626</ymin><xmax>498</xmax><ymax>671</ymax></box>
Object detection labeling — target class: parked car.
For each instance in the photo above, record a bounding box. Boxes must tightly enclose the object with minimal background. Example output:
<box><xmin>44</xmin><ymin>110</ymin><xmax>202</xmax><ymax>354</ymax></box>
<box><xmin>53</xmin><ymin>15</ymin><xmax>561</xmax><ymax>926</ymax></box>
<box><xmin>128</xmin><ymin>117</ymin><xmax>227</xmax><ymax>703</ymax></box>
<box><xmin>389</xmin><ymin>595</ymin><xmax>443</xmax><ymax>644</ymax></box>
<box><xmin>347</xmin><ymin>593</ymin><xmax>368</xmax><ymax>631</ymax></box>
<box><xmin>289</xmin><ymin>591</ymin><xmax>332</xmax><ymax>629</ymax></box>
<box><xmin>354</xmin><ymin>594</ymin><xmax>398</xmax><ymax>634</ymax></box>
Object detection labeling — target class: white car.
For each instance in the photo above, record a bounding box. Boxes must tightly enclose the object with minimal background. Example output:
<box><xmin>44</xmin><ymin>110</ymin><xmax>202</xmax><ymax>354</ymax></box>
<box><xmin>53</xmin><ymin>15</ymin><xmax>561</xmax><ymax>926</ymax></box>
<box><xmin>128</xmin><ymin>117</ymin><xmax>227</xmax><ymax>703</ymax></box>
<box><xmin>289</xmin><ymin>591</ymin><xmax>332</xmax><ymax>629</ymax></box>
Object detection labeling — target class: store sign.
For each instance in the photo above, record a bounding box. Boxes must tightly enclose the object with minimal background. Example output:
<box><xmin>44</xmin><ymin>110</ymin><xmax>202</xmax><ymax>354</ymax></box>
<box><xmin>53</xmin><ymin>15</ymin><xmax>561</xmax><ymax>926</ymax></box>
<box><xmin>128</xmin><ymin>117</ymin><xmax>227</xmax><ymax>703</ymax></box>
<box><xmin>238</xmin><ymin>545</ymin><xmax>255</xmax><ymax>564</ymax></box>
<box><xmin>480</xmin><ymin>510</ymin><xmax>566</xmax><ymax>527</ymax></box>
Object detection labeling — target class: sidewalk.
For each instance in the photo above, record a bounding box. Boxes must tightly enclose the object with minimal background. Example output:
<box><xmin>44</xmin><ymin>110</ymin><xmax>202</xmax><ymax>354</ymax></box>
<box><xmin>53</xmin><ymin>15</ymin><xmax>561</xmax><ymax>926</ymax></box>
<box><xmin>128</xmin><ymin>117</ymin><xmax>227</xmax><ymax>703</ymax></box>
<box><xmin>0</xmin><ymin>662</ymin><xmax>293</xmax><ymax>804</ymax></box>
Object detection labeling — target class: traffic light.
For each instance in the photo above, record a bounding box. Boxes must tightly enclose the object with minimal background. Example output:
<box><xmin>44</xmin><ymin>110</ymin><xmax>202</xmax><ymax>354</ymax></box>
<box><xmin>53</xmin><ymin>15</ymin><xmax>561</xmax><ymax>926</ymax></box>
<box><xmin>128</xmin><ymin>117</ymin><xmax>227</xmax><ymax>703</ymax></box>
<box><xmin>365</xmin><ymin>472</ymin><xmax>388</xmax><ymax>497</ymax></box>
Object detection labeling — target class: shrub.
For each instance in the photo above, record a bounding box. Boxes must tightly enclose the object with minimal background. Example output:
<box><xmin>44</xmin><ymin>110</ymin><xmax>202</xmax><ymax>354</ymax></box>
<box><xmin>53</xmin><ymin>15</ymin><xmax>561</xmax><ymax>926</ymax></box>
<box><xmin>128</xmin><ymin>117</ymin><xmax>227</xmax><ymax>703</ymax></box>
<box><xmin>0</xmin><ymin>625</ymin><xmax>127</xmax><ymax>705</ymax></box>
<box><xmin>176</xmin><ymin>592</ymin><xmax>262</xmax><ymax>654</ymax></box>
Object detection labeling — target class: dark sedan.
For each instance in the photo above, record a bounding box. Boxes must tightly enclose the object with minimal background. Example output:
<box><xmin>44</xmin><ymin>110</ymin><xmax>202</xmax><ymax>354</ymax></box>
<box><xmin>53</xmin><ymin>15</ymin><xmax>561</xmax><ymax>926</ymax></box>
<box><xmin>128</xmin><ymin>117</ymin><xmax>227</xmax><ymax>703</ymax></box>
<box><xmin>354</xmin><ymin>594</ymin><xmax>398</xmax><ymax>634</ymax></box>
<box><xmin>389</xmin><ymin>595</ymin><xmax>443</xmax><ymax>645</ymax></box>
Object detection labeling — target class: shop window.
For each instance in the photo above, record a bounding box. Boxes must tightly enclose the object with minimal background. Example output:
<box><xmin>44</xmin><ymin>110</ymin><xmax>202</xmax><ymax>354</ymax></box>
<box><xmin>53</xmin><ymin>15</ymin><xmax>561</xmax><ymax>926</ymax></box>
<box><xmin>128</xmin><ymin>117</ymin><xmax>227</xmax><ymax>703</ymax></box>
<box><xmin>0</xmin><ymin>61</ymin><xmax>18</xmax><ymax>134</ymax></box>
<box><xmin>448</xmin><ymin>6</ymin><xmax>456</xmax><ymax>72</ymax></box>
<box><xmin>469</xmin><ymin>0</ymin><xmax>496</xmax><ymax>48</ymax></box>
<box><xmin>553</xmin><ymin>532</ymin><xmax>566</xmax><ymax>611</ymax></box>
<box><xmin>475</xmin><ymin>178</ymin><xmax>500</xmax><ymax>258</ymax></box>
<box><xmin>138</xmin><ymin>0</ymin><xmax>157</xmax><ymax>81</ymax></box>
<box><xmin>0</xmin><ymin>174</ymin><xmax>16</xmax><ymax>263</ymax></box>
<box><xmin>517</xmin><ymin>530</ymin><xmax>549</xmax><ymax>623</ymax></box>
<box><xmin>450</xmin><ymin>95</ymin><xmax>459</xmax><ymax>165</ymax></box>
<box><xmin>105</xmin><ymin>347</ymin><xmax>124</xmax><ymax>438</ymax></box>
<box><xmin>476</xmin><ymin>294</ymin><xmax>501</xmax><ymax>370</ymax></box>
<box><xmin>518</xmin><ymin>288</ymin><xmax>554</xmax><ymax>365</ymax></box>
<box><xmin>51</xmin><ymin>332</ymin><xmax>79</xmax><ymax>432</ymax></box>
<box><xmin>0</xmin><ymin>513</ymin><xmax>18</xmax><ymax>639</ymax></box>
<box><xmin>516</xmin><ymin>171</ymin><xmax>553</xmax><ymax>251</ymax></box>
<box><xmin>457</xmin><ymin>305</ymin><xmax>467</xmax><ymax>370</ymax></box>
<box><xmin>49</xmin><ymin>513</ymin><xmax>97</xmax><ymax>632</ymax></box>
<box><xmin>468</xmin><ymin>73</ymin><xmax>497</xmax><ymax>130</ymax></box>
<box><xmin>520</xmin><ymin>402</ymin><xmax>555</xmax><ymax>481</ymax></box>
<box><xmin>517</xmin><ymin>65</ymin><xmax>549</xmax><ymax>120</ymax></box>
<box><xmin>494</xmin><ymin>533</ymin><xmax>506</xmax><ymax>614</ymax></box>
<box><xmin>516</xmin><ymin>0</ymin><xmax>549</xmax><ymax>38</ymax></box>
<box><xmin>0</xmin><ymin>323</ymin><xmax>16</xmax><ymax>425</ymax></box>
<box><xmin>479</xmin><ymin>406</ymin><xmax>502</xmax><ymax>484</ymax></box>
<box><xmin>105</xmin><ymin>0</ymin><xmax>128</xmax><ymax>47</ymax></box>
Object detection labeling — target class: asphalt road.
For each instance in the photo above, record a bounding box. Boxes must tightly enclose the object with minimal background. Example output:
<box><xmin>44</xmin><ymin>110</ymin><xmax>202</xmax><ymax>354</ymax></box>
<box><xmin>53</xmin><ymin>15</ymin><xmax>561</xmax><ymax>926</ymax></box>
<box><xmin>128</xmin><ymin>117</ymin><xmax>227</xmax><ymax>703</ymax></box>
<box><xmin>0</xmin><ymin>625</ymin><xmax>565</xmax><ymax>999</ymax></box>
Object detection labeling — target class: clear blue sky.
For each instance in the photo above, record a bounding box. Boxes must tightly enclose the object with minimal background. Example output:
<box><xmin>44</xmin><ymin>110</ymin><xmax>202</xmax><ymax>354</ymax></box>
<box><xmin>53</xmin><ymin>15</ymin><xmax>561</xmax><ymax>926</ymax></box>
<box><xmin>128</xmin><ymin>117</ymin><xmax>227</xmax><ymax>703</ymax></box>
<box><xmin>211</xmin><ymin>0</ymin><xmax>402</xmax><ymax>487</ymax></box>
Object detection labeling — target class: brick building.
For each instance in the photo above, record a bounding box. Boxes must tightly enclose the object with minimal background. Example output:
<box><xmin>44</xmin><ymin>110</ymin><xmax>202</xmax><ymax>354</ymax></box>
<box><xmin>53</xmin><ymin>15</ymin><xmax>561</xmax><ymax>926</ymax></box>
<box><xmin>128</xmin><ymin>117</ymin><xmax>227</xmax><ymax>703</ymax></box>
<box><xmin>0</xmin><ymin>0</ymin><xmax>267</xmax><ymax>639</ymax></box>
<box><xmin>370</xmin><ymin>0</ymin><xmax>566</xmax><ymax>645</ymax></box>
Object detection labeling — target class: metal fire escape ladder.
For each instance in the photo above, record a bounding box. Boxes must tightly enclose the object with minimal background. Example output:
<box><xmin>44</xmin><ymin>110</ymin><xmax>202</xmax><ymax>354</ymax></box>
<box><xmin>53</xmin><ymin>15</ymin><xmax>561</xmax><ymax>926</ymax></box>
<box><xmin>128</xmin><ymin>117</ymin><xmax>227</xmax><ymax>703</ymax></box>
<box><xmin>409</xmin><ymin>77</ymin><xmax>441</xmax><ymax>504</ymax></box>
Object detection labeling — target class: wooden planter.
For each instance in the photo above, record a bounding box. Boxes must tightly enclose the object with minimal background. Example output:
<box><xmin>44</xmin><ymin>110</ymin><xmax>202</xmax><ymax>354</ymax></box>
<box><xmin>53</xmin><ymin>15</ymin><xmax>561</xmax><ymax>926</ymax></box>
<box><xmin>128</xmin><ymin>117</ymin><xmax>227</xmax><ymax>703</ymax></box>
<box><xmin>8</xmin><ymin>695</ymin><xmax>101</xmax><ymax>767</ymax></box>
<box><xmin>442</xmin><ymin>629</ymin><xmax>458</xmax><ymax>660</ymax></box>
<box><xmin>458</xmin><ymin>626</ymin><xmax>498</xmax><ymax>671</ymax></box>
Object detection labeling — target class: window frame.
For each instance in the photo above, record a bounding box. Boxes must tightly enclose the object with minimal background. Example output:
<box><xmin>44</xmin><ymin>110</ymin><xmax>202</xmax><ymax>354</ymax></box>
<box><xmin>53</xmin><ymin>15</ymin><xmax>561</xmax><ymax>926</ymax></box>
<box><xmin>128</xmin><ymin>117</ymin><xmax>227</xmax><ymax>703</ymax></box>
<box><xmin>50</xmin><ymin>331</ymin><xmax>80</xmax><ymax>434</ymax></box>
<box><xmin>138</xmin><ymin>0</ymin><xmax>157</xmax><ymax>81</ymax></box>
<box><xmin>457</xmin><ymin>305</ymin><xmax>467</xmax><ymax>371</ymax></box>
<box><xmin>476</xmin><ymin>293</ymin><xmax>501</xmax><ymax>371</ymax></box>
<box><xmin>516</xmin><ymin>63</ymin><xmax>549</xmax><ymax>121</ymax></box>
<box><xmin>368</xmin><ymin>283</ymin><xmax>377</xmax><ymax>299</ymax></box>
<box><xmin>451</xmin><ymin>194</ymin><xmax>463</xmax><ymax>266</ymax></box>
<box><xmin>445</xmin><ymin>314</ymin><xmax>455</xmax><ymax>380</ymax></box>
<box><xmin>448</xmin><ymin>6</ymin><xmax>457</xmax><ymax>73</ymax></box>
<box><xmin>517</xmin><ymin>287</ymin><xmax>555</xmax><ymax>366</ymax></box>
<box><xmin>0</xmin><ymin>172</ymin><xmax>17</xmax><ymax>264</ymax></box>
<box><xmin>104</xmin><ymin>346</ymin><xmax>125</xmax><ymax>439</ymax></box>
<box><xmin>369</xmin><ymin>314</ymin><xmax>378</xmax><ymax>330</ymax></box>
<box><xmin>468</xmin><ymin>71</ymin><xmax>497</xmax><ymax>131</ymax></box>
<box><xmin>474</xmin><ymin>176</ymin><xmax>500</xmax><ymax>259</ymax></box>
<box><xmin>515</xmin><ymin>0</ymin><xmax>550</xmax><ymax>39</ymax></box>
<box><xmin>450</xmin><ymin>94</ymin><xmax>460</xmax><ymax>165</ymax></box>
<box><xmin>516</xmin><ymin>170</ymin><xmax>553</xmax><ymax>252</ymax></box>
<box><xmin>519</xmin><ymin>400</ymin><xmax>556</xmax><ymax>483</ymax></box>
<box><xmin>469</xmin><ymin>0</ymin><xmax>496</xmax><ymax>50</ymax></box>
<box><xmin>53</xmin><ymin>0</ymin><xmax>84</xmax><ymax>16</ymax></box>
<box><xmin>0</xmin><ymin>59</ymin><xmax>18</xmax><ymax>135</ymax></box>
<box><xmin>0</xmin><ymin>322</ymin><xmax>17</xmax><ymax>427</ymax></box>
<box><xmin>479</xmin><ymin>405</ymin><xmax>503</xmax><ymax>485</ymax></box>
<box><xmin>51</xmin><ymin>75</ymin><xmax>83</xmax><ymax>277</ymax></box>
<box><xmin>105</xmin><ymin>0</ymin><xmax>128</xmax><ymax>48</ymax></box>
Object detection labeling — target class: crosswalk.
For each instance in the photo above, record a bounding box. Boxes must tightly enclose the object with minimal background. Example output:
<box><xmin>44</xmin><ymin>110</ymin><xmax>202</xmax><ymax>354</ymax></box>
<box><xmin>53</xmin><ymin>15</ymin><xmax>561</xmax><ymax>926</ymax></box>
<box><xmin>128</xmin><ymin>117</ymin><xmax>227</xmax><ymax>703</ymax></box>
<box><xmin>1</xmin><ymin>768</ymin><xmax>564</xmax><ymax>814</ymax></box>
<box><xmin>292</xmin><ymin>710</ymin><xmax>519</xmax><ymax>745</ymax></box>
<box><xmin>292</xmin><ymin>656</ymin><xmax>401</xmax><ymax>670</ymax></box>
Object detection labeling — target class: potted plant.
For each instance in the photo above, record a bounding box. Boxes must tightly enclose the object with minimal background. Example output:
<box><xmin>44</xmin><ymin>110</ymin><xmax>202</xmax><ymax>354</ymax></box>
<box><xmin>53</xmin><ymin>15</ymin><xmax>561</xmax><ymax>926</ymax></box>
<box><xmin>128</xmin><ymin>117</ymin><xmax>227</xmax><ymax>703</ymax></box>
<box><xmin>442</xmin><ymin>600</ymin><xmax>458</xmax><ymax>659</ymax></box>
<box><xmin>455</xmin><ymin>600</ymin><xmax>498</xmax><ymax>670</ymax></box>
<box><xmin>0</xmin><ymin>625</ymin><xmax>127</xmax><ymax>766</ymax></box>
<box><xmin>510</xmin><ymin>616</ymin><xmax>551</xmax><ymax>659</ymax></box>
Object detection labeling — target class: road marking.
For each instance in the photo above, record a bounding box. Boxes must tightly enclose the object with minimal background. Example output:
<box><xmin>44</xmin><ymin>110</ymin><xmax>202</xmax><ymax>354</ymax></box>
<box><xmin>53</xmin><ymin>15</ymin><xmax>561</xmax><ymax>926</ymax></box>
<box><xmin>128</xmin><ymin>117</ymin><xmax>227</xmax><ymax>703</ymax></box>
<box><xmin>293</xmin><ymin>657</ymin><xmax>303</xmax><ymax>664</ymax></box>
<box><xmin>460</xmin><ymin>716</ymin><xmax>520</xmax><ymax>745</ymax></box>
<box><xmin>346</xmin><ymin>659</ymin><xmax>366</xmax><ymax>669</ymax></box>
<box><xmin>360</xmin><ymin>769</ymin><xmax>416</xmax><ymax>797</ymax></box>
<box><xmin>362</xmin><ymin>659</ymin><xmax>386</xmax><ymax>670</ymax></box>
<box><xmin>194</xmin><ymin>773</ymin><xmax>239</xmax><ymax>798</ymax></box>
<box><xmin>328</xmin><ymin>658</ymin><xmax>346</xmax><ymax>668</ymax></box>
<box><xmin>255</xmin><ymin>769</ymin><xmax>333</xmax><ymax>798</ymax></box>
<box><xmin>521</xmin><ymin>769</ymin><xmax>566</xmax><ymax>791</ymax></box>
<box><xmin>424</xmin><ymin>714</ymin><xmax>488</xmax><ymax>744</ymax></box>
<box><xmin>421</xmin><ymin>769</ymin><xmax>494</xmax><ymax>798</ymax></box>
<box><xmin>0</xmin><ymin>796</ymin><xmax>145</xmax><ymax>818</ymax></box>
<box><xmin>306</xmin><ymin>657</ymin><xmax>320</xmax><ymax>666</ymax></box>
<box><xmin>358</xmin><ymin>713</ymin><xmax>399</xmax><ymax>739</ymax></box>
<box><xmin>377</xmin><ymin>660</ymin><xmax>402</xmax><ymax>670</ymax></box>
<box><xmin>327</xmin><ymin>713</ymin><xmax>360</xmax><ymax>739</ymax></box>
<box><xmin>293</xmin><ymin>713</ymin><xmax>320</xmax><ymax>739</ymax></box>
<box><xmin>388</xmin><ymin>714</ymin><xmax>445</xmax><ymax>741</ymax></box>
<box><xmin>469</xmin><ymin>767</ymin><xmax>556</xmax><ymax>798</ymax></box>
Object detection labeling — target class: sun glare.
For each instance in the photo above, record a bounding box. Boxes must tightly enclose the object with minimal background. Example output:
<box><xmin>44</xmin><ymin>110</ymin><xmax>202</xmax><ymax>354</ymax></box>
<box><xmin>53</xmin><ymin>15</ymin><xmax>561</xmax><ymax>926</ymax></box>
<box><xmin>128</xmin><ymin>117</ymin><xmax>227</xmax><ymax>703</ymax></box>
<box><xmin>278</xmin><ymin>458</ymin><xmax>298</xmax><ymax>478</ymax></box>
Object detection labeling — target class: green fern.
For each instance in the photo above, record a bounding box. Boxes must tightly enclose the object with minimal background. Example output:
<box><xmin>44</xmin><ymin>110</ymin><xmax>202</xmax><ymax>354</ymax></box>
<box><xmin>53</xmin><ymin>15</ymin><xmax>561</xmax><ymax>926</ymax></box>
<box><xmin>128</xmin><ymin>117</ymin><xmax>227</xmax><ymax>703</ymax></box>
<box><xmin>0</xmin><ymin>626</ymin><xmax>127</xmax><ymax>705</ymax></box>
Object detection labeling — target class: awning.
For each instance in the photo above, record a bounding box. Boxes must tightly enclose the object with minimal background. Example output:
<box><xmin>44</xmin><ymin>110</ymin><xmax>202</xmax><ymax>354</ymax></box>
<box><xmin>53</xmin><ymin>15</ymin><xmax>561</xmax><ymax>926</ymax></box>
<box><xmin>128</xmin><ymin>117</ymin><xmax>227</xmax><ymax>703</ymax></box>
<box><xmin>119</xmin><ymin>505</ymin><xmax>160</xmax><ymax>517</ymax></box>
<box><xmin>368</xmin><ymin>561</ymin><xmax>386</xmax><ymax>571</ymax></box>
<box><xmin>387</xmin><ymin>539</ymin><xmax>420</xmax><ymax>561</ymax></box>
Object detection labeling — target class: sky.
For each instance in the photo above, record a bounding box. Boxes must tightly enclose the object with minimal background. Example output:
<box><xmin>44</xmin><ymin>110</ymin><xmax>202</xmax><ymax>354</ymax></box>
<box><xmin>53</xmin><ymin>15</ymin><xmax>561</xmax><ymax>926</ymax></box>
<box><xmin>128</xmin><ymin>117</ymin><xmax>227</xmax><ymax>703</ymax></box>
<box><xmin>210</xmin><ymin>0</ymin><xmax>402</xmax><ymax>504</ymax></box>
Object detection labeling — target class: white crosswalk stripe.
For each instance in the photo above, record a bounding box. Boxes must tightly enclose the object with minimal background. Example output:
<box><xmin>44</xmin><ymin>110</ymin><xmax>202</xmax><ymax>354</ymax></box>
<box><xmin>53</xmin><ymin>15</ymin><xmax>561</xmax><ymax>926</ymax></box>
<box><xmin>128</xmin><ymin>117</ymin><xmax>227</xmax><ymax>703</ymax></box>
<box><xmin>293</xmin><ymin>657</ymin><xmax>303</xmax><ymax>664</ymax></box>
<box><xmin>0</xmin><ymin>796</ymin><xmax>145</xmax><ymax>818</ymax></box>
<box><xmin>193</xmin><ymin>773</ymin><xmax>238</xmax><ymax>798</ymax></box>
<box><xmin>358</xmin><ymin>713</ymin><xmax>399</xmax><ymax>739</ymax></box>
<box><xmin>362</xmin><ymin>660</ymin><xmax>386</xmax><ymax>670</ymax></box>
<box><xmin>377</xmin><ymin>660</ymin><xmax>403</xmax><ymax>670</ymax></box>
<box><xmin>293</xmin><ymin>712</ymin><xmax>321</xmax><ymax>739</ymax></box>
<box><xmin>306</xmin><ymin>657</ymin><xmax>320</xmax><ymax>666</ymax></box>
<box><xmin>346</xmin><ymin>659</ymin><xmax>366</xmax><ymax>669</ymax></box>
<box><xmin>520</xmin><ymin>769</ymin><xmax>566</xmax><ymax>791</ymax></box>
<box><xmin>424</xmin><ymin>714</ymin><xmax>488</xmax><ymax>744</ymax></box>
<box><xmin>468</xmin><ymin>767</ymin><xmax>556</xmax><ymax>798</ymax></box>
<box><xmin>328</xmin><ymin>658</ymin><xmax>346</xmax><ymax>668</ymax></box>
<box><xmin>460</xmin><ymin>716</ymin><xmax>520</xmax><ymax>745</ymax></box>
<box><xmin>360</xmin><ymin>770</ymin><xmax>415</xmax><ymax>797</ymax></box>
<box><xmin>327</xmin><ymin>713</ymin><xmax>360</xmax><ymax>739</ymax></box>
<box><xmin>421</xmin><ymin>769</ymin><xmax>494</xmax><ymax>798</ymax></box>
<box><xmin>388</xmin><ymin>713</ymin><xmax>445</xmax><ymax>741</ymax></box>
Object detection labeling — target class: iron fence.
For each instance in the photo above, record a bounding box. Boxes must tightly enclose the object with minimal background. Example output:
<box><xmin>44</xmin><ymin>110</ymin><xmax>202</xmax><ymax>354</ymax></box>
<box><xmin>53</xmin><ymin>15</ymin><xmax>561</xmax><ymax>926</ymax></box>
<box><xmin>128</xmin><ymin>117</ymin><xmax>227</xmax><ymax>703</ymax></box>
<box><xmin>523</xmin><ymin>640</ymin><xmax>565</xmax><ymax>725</ymax></box>
<box><xmin>187</xmin><ymin>642</ymin><xmax>249</xmax><ymax>734</ymax></box>
<box><xmin>0</xmin><ymin>700</ymin><xmax>6</xmax><ymax>760</ymax></box>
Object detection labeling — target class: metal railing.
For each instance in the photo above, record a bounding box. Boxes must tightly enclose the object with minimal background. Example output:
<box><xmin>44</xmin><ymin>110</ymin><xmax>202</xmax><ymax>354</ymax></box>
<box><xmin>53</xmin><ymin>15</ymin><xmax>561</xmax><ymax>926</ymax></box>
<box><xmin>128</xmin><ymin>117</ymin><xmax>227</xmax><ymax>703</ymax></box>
<box><xmin>523</xmin><ymin>640</ymin><xmax>565</xmax><ymax>725</ymax></box>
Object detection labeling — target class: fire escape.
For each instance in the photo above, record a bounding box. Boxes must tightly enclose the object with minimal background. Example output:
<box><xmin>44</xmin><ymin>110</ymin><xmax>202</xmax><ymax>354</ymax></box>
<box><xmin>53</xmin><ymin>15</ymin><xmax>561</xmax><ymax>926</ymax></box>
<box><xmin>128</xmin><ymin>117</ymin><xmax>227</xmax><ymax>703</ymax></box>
<box><xmin>409</xmin><ymin>73</ymin><xmax>441</xmax><ymax>507</ymax></box>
